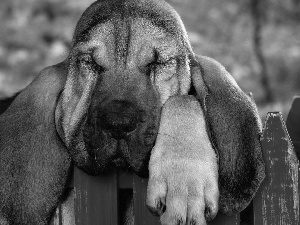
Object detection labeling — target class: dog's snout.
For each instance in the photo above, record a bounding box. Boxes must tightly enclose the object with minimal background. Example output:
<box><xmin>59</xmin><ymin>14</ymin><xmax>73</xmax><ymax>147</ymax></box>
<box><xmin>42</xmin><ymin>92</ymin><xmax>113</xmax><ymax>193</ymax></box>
<box><xmin>102</xmin><ymin>113</ymin><xmax>137</xmax><ymax>133</ymax></box>
<box><xmin>99</xmin><ymin>100</ymin><xmax>140</xmax><ymax>139</ymax></box>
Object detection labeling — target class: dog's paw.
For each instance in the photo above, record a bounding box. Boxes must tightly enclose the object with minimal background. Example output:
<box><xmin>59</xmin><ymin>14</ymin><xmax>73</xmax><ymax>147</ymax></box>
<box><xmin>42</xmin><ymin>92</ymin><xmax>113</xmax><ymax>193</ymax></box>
<box><xmin>146</xmin><ymin>155</ymin><xmax>218</xmax><ymax>225</ymax></box>
<box><xmin>146</xmin><ymin>95</ymin><xmax>219</xmax><ymax>225</ymax></box>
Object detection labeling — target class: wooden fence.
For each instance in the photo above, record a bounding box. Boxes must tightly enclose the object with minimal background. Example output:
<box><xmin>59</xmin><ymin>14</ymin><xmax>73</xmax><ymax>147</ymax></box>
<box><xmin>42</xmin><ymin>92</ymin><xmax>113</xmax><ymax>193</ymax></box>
<box><xmin>50</xmin><ymin>97</ymin><xmax>300</xmax><ymax>225</ymax></box>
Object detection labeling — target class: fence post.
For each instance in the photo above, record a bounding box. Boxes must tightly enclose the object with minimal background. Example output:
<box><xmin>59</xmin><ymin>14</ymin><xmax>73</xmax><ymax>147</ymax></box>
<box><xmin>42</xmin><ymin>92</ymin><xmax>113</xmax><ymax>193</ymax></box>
<box><xmin>208</xmin><ymin>213</ymin><xmax>240</xmax><ymax>225</ymax></box>
<box><xmin>133</xmin><ymin>175</ymin><xmax>161</xmax><ymax>225</ymax></box>
<box><xmin>51</xmin><ymin>108</ymin><xmax>300</xmax><ymax>225</ymax></box>
<box><xmin>253</xmin><ymin>112</ymin><xmax>299</xmax><ymax>225</ymax></box>
<box><xmin>73</xmin><ymin>167</ymin><xmax>119</xmax><ymax>225</ymax></box>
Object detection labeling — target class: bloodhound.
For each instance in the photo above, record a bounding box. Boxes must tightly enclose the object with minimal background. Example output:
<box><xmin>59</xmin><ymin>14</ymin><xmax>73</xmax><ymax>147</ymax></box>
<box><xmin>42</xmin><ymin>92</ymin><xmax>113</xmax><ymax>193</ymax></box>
<box><xmin>0</xmin><ymin>0</ymin><xmax>265</xmax><ymax>224</ymax></box>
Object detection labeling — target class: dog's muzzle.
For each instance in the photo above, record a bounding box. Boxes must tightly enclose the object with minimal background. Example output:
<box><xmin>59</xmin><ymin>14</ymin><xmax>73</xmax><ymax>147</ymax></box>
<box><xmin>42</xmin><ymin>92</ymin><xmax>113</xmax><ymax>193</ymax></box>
<box><xmin>99</xmin><ymin>100</ymin><xmax>140</xmax><ymax>140</ymax></box>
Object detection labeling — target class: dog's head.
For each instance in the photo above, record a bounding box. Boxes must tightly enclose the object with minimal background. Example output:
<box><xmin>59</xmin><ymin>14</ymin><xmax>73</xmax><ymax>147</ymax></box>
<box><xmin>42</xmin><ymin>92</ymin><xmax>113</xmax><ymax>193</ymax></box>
<box><xmin>55</xmin><ymin>0</ymin><xmax>192</xmax><ymax>177</ymax></box>
<box><xmin>54</xmin><ymin>0</ymin><xmax>265</xmax><ymax>215</ymax></box>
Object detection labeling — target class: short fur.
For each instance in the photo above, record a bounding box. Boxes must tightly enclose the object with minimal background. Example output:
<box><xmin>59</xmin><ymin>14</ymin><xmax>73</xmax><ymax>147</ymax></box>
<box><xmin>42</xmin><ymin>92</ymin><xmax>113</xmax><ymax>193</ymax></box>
<box><xmin>147</xmin><ymin>95</ymin><xmax>219</xmax><ymax>224</ymax></box>
<box><xmin>0</xmin><ymin>63</ymin><xmax>71</xmax><ymax>224</ymax></box>
<box><xmin>0</xmin><ymin>0</ymin><xmax>265</xmax><ymax>224</ymax></box>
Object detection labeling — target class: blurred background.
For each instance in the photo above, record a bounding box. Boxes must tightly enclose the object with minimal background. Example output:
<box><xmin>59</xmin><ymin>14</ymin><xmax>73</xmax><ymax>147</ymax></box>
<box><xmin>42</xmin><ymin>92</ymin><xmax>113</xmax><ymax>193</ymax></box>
<box><xmin>0</xmin><ymin>0</ymin><xmax>299</xmax><ymax>119</ymax></box>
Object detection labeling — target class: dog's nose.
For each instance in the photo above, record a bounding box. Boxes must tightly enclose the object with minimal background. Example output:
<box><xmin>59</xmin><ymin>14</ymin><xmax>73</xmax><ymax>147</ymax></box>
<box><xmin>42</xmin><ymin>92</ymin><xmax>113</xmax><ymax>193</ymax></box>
<box><xmin>99</xmin><ymin>100</ymin><xmax>139</xmax><ymax>139</ymax></box>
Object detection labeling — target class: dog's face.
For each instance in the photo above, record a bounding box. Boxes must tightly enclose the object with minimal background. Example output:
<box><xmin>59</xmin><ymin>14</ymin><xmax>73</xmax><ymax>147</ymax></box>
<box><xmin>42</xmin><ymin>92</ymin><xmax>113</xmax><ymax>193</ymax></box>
<box><xmin>55</xmin><ymin>0</ymin><xmax>191</xmax><ymax>176</ymax></box>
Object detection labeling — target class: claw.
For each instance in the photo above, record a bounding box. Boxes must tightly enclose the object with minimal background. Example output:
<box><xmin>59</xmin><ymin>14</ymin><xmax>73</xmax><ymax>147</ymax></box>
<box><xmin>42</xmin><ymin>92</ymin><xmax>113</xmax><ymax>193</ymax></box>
<box><xmin>188</xmin><ymin>219</ymin><xmax>196</xmax><ymax>225</ymax></box>
<box><xmin>204</xmin><ymin>207</ymin><xmax>213</xmax><ymax>221</ymax></box>
<box><xmin>176</xmin><ymin>218</ymin><xmax>184</xmax><ymax>225</ymax></box>
<box><xmin>147</xmin><ymin>204</ymin><xmax>160</xmax><ymax>216</ymax></box>
<box><xmin>157</xmin><ymin>200</ymin><xmax>166</xmax><ymax>216</ymax></box>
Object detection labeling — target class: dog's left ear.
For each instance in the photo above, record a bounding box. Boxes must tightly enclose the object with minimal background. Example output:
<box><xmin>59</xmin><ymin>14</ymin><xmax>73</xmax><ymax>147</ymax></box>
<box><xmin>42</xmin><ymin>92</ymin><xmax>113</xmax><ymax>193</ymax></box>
<box><xmin>190</xmin><ymin>55</ymin><xmax>265</xmax><ymax>215</ymax></box>
<box><xmin>0</xmin><ymin>62</ymin><xmax>72</xmax><ymax>224</ymax></box>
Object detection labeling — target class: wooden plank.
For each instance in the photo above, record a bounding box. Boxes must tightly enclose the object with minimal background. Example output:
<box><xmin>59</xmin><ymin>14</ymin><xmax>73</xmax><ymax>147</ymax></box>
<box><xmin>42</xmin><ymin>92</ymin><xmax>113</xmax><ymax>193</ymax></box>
<box><xmin>119</xmin><ymin>171</ymin><xmax>133</xmax><ymax>189</ymax></box>
<box><xmin>240</xmin><ymin>201</ymin><xmax>254</xmax><ymax>225</ymax></box>
<box><xmin>74</xmin><ymin>167</ymin><xmax>118</xmax><ymax>225</ymax></box>
<box><xmin>49</xmin><ymin>204</ymin><xmax>61</xmax><ymax>225</ymax></box>
<box><xmin>209</xmin><ymin>213</ymin><xmax>240</xmax><ymax>225</ymax></box>
<box><xmin>133</xmin><ymin>174</ymin><xmax>161</xmax><ymax>225</ymax></box>
<box><xmin>50</xmin><ymin>168</ymin><xmax>74</xmax><ymax>225</ymax></box>
<box><xmin>253</xmin><ymin>112</ymin><xmax>299</xmax><ymax>225</ymax></box>
<box><xmin>60</xmin><ymin>188</ymin><xmax>75</xmax><ymax>225</ymax></box>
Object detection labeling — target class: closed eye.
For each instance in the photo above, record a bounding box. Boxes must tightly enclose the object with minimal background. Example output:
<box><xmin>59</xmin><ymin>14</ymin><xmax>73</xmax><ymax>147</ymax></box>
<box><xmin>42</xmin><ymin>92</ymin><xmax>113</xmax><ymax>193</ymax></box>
<box><xmin>147</xmin><ymin>57</ymin><xmax>178</xmax><ymax>81</ymax></box>
<box><xmin>160</xmin><ymin>57</ymin><xmax>177</xmax><ymax>66</ymax></box>
<box><xmin>147</xmin><ymin>52</ymin><xmax>177</xmax><ymax>68</ymax></box>
<box><xmin>78</xmin><ymin>53</ymin><xmax>93</xmax><ymax>63</ymax></box>
<box><xmin>77</xmin><ymin>53</ymin><xmax>106</xmax><ymax>73</ymax></box>
<box><xmin>146</xmin><ymin>50</ymin><xmax>159</xmax><ymax>68</ymax></box>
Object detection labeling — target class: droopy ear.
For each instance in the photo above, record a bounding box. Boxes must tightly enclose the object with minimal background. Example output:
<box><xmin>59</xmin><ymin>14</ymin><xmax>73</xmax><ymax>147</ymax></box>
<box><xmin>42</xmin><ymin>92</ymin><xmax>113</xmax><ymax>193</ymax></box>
<box><xmin>54</xmin><ymin>53</ymin><xmax>101</xmax><ymax>175</ymax></box>
<box><xmin>190</xmin><ymin>55</ymin><xmax>265</xmax><ymax>215</ymax></box>
<box><xmin>0</xmin><ymin>62</ymin><xmax>72</xmax><ymax>224</ymax></box>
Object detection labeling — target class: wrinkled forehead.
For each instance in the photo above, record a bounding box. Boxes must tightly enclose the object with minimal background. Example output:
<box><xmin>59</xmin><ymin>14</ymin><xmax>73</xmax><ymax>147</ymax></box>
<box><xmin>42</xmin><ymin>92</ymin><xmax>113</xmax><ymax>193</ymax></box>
<box><xmin>73</xmin><ymin>0</ymin><xmax>187</xmax><ymax>44</ymax></box>
<box><xmin>71</xmin><ymin>19</ymin><xmax>182</xmax><ymax>70</ymax></box>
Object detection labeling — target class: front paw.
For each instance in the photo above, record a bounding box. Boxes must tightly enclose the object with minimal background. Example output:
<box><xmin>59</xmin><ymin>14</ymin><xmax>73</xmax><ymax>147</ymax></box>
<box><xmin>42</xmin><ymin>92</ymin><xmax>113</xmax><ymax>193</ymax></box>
<box><xmin>146</xmin><ymin>95</ymin><xmax>219</xmax><ymax>225</ymax></box>
<box><xmin>146</xmin><ymin>157</ymin><xmax>219</xmax><ymax>225</ymax></box>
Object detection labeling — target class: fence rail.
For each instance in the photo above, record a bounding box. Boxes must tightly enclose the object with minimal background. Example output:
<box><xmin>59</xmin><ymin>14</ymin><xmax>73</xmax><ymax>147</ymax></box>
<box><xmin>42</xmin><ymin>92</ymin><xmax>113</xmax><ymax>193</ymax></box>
<box><xmin>51</xmin><ymin>98</ymin><xmax>300</xmax><ymax>225</ymax></box>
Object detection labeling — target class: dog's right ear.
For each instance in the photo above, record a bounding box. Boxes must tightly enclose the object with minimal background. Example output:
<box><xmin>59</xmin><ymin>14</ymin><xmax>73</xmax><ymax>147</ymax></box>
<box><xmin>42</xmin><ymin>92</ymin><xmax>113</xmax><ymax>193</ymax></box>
<box><xmin>189</xmin><ymin>55</ymin><xmax>265</xmax><ymax>215</ymax></box>
<box><xmin>0</xmin><ymin>62</ymin><xmax>72</xmax><ymax>224</ymax></box>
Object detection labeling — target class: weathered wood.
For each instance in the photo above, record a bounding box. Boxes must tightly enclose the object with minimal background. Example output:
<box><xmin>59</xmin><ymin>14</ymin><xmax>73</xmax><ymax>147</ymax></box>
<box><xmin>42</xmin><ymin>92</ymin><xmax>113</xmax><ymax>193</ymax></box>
<box><xmin>49</xmin><ymin>204</ymin><xmax>61</xmax><ymax>225</ymax></box>
<box><xmin>133</xmin><ymin>174</ymin><xmax>161</xmax><ymax>225</ymax></box>
<box><xmin>209</xmin><ymin>213</ymin><xmax>240</xmax><ymax>225</ymax></box>
<box><xmin>74</xmin><ymin>167</ymin><xmax>119</xmax><ymax>225</ymax></box>
<box><xmin>60</xmin><ymin>188</ymin><xmax>75</xmax><ymax>225</ymax></box>
<box><xmin>50</xmin><ymin>105</ymin><xmax>300</xmax><ymax>225</ymax></box>
<box><xmin>119</xmin><ymin>171</ymin><xmax>133</xmax><ymax>189</ymax></box>
<box><xmin>253</xmin><ymin>112</ymin><xmax>299</xmax><ymax>225</ymax></box>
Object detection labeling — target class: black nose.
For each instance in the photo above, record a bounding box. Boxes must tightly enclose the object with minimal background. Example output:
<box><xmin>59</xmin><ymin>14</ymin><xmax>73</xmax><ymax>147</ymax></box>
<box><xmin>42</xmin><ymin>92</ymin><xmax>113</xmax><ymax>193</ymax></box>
<box><xmin>99</xmin><ymin>101</ymin><xmax>140</xmax><ymax>139</ymax></box>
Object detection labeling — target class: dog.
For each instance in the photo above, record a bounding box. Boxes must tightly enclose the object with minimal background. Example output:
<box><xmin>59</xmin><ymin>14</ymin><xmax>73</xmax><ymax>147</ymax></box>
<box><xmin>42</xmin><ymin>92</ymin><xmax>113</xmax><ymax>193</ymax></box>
<box><xmin>0</xmin><ymin>0</ymin><xmax>265</xmax><ymax>224</ymax></box>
